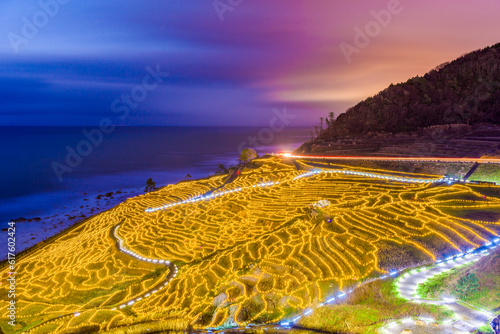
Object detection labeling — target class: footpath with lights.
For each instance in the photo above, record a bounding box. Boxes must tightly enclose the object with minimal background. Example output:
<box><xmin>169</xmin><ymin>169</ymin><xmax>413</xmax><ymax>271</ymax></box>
<box><xmin>26</xmin><ymin>225</ymin><xmax>178</xmax><ymax>333</ymax></box>
<box><xmin>275</xmin><ymin>238</ymin><xmax>500</xmax><ymax>332</ymax></box>
<box><xmin>145</xmin><ymin>168</ymin><xmax>456</xmax><ymax>214</ymax></box>
<box><xmin>111</xmin><ymin>225</ymin><xmax>177</xmax><ymax>310</ymax></box>
<box><xmin>145</xmin><ymin>182</ymin><xmax>278</xmax><ymax>213</ymax></box>
<box><xmin>380</xmin><ymin>239</ymin><xmax>500</xmax><ymax>334</ymax></box>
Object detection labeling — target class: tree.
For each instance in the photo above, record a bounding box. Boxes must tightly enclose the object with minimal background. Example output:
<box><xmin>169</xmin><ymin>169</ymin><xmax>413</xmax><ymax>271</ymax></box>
<box><xmin>314</xmin><ymin>125</ymin><xmax>320</xmax><ymax>137</ymax></box>
<box><xmin>326</xmin><ymin>112</ymin><xmax>337</xmax><ymax>139</ymax></box>
<box><xmin>215</xmin><ymin>163</ymin><xmax>228</xmax><ymax>175</ymax></box>
<box><xmin>309</xmin><ymin>44</ymin><xmax>500</xmax><ymax>139</ymax></box>
<box><xmin>325</xmin><ymin>112</ymin><xmax>336</xmax><ymax>127</ymax></box>
<box><xmin>145</xmin><ymin>178</ymin><xmax>156</xmax><ymax>193</ymax></box>
<box><xmin>328</xmin><ymin>111</ymin><xmax>336</xmax><ymax>124</ymax></box>
<box><xmin>239</xmin><ymin>148</ymin><xmax>258</xmax><ymax>164</ymax></box>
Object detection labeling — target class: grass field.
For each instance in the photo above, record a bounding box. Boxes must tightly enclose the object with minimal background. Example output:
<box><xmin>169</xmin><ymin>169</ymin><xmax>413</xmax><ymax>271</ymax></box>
<box><xmin>469</xmin><ymin>163</ymin><xmax>500</xmax><ymax>184</ymax></box>
<box><xmin>1</xmin><ymin>157</ymin><xmax>499</xmax><ymax>334</ymax></box>
<box><xmin>416</xmin><ymin>247</ymin><xmax>500</xmax><ymax>311</ymax></box>
<box><xmin>295</xmin><ymin>278</ymin><xmax>453</xmax><ymax>334</ymax></box>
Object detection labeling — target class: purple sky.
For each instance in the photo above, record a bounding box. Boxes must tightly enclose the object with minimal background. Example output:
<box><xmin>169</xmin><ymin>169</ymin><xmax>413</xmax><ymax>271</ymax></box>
<box><xmin>0</xmin><ymin>0</ymin><xmax>499</xmax><ymax>126</ymax></box>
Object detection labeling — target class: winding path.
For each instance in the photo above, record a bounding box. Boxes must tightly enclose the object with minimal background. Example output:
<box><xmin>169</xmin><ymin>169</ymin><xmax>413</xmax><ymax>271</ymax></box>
<box><xmin>26</xmin><ymin>225</ymin><xmax>176</xmax><ymax>333</ymax></box>
<box><xmin>110</xmin><ymin>225</ymin><xmax>177</xmax><ymax>310</ymax></box>
<box><xmin>381</xmin><ymin>250</ymin><xmax>496</xmax><ymax>333</ymax></box>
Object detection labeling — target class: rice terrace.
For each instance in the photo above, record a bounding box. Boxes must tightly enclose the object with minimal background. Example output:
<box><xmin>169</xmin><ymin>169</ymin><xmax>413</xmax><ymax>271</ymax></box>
<box><xmin>3</xmin><ymin>2</ymin><xmax>500</xmax><ymax>333</ymax></box>
<box><xmin>2</xmin><ymin>155</ymin><xmax>500</xmax><ymax>334</ymax></box>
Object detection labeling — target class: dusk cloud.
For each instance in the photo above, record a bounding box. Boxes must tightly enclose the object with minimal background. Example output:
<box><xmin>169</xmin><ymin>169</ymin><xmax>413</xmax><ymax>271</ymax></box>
<box><xmin>0</xmin><ymin>0</ymin><xmax>499</xmax><ymax>126</ymax></box>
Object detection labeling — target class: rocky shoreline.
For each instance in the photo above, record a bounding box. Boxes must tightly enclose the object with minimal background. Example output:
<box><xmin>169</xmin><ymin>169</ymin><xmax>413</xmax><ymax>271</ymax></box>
<box><xmin>2</xmin><ymin>187</ymin><xmax>143</xmax><ymax>259</ymax></box>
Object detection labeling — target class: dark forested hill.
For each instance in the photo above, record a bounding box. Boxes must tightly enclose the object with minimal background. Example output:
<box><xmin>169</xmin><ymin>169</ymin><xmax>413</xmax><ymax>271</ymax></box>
<box><xmin>318</xmin><ymin>43</ymin><xmax>500</xmax><ymax>139</ymax></box>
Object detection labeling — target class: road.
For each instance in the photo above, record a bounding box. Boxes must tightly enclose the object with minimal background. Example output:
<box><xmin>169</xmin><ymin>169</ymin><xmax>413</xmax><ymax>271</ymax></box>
<box><xmin>279</xmin><ymin>154</ymin><xmax>500</xmax><ymax>164</ymax></box>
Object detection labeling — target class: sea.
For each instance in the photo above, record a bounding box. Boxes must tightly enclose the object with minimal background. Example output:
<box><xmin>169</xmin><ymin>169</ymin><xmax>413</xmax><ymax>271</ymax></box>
<box><xmin>0</xmin><ymin>126</ymin><xmax>310</xmax><ymax>254</ymax></box>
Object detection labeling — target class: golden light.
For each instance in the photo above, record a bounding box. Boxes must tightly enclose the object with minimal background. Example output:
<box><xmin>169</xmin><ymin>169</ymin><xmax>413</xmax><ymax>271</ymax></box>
<box><xmin>1</xmin><ymin>156</ymin><xmax>498</xmax><ymax>333</ymax></box>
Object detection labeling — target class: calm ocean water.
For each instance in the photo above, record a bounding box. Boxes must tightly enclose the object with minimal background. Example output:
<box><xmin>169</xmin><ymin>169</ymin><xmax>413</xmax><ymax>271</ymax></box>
<box><xmin>0</xmin><ymin>126</ymin><xmax>310</xmax><ymax>235</ymax></box>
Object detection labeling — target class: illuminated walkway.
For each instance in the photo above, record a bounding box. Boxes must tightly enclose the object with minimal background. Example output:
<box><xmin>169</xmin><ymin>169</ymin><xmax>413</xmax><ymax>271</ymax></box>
<box><xmin>145</xmin><ymin>182</ymin><xmax>278</xmax><ymax>213</ymax></box>
<box><xmin>277</xmin><ymin>240</ymin><xmax>500</xmax><ymax>332</ymax></box>
<box><xmin>27</xmin><ymin>225</ymin><xmax>178</xmax><ymax>333</ymax></box>
<box><xmin>145</xmin><ymin>168</ymin><xmax>452</xmax><ymax>214</ymax></box>
<box><xmin>111</xmin><ymin>225</ymin><xmax>177</xmax><ymax>310</ymax></box>
<box><xmin>380</xmin><ymin>241</ymin><xmax>499</xmax><ymax>333</ymax></box>
<box><xmin>295</xmin><ymin>169</ymin><xmax>450</xmax><ymax>183</ymax></box>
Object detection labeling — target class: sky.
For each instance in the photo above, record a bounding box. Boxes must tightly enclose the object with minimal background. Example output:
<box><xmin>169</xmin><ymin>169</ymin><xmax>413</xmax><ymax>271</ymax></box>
<box><xmin>0</xmin><ymin>0</ymin><xmax>499</xmax><ymax>127</ymax></box>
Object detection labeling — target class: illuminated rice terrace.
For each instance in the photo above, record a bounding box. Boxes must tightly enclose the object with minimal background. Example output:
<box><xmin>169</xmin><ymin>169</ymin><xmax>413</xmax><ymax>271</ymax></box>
<box><xmin>1</xmin><ymin>156</ymin><xmax>499</xmax><ymax>333</ymax></box>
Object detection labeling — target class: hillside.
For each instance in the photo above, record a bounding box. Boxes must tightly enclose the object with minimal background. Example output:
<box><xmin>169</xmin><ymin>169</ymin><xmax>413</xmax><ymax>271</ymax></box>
<box><xmin>416</xmin><ymin>246</ymin><xmax>500</xmax><ymax>312</ymax></box>
<box><xmin>298</xmin><ymin>43</ymin><xmax>500</xmax><ymax>157</ymax></box>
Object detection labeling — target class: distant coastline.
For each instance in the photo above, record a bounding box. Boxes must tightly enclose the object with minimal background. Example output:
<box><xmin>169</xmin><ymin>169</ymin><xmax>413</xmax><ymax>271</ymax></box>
<box><xmin>0</xmin><ymin>126</ymin><xmax>311</xmax><ymax>256</ymax></box>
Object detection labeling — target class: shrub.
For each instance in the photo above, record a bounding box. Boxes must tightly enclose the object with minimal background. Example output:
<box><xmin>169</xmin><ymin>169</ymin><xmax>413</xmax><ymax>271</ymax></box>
<box><xmin>455</xmin><ymin>271</ymin><xmax>479</xmax><ymax>300</ymax></box>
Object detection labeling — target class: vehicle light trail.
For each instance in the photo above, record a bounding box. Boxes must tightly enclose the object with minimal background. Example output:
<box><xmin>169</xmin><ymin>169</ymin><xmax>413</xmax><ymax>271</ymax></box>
<box><xmin>277</xmin><ymin>153</ymin><xmax>500</xmax><ymax>164</ymax></box>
